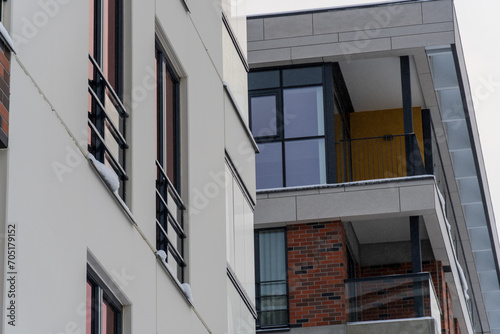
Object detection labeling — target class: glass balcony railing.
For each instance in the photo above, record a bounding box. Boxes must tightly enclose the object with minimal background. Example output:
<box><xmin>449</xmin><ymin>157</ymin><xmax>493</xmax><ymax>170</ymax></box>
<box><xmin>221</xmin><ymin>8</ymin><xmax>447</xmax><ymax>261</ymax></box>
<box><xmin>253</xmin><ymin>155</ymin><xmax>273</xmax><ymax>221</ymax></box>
<box><xmin>345</xmin><ymin>273</ymin><xmax>441</xmax><ymax>332</ymax></box>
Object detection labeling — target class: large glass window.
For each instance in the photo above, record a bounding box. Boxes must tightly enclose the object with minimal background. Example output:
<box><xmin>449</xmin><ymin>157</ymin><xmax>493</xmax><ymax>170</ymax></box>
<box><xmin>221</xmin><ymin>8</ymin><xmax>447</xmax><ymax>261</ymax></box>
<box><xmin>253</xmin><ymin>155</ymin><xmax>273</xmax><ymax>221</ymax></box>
<box><xmin>88</xmin><ymin>0</ymin><xmax>128</xmax><ymax>196</ymax></box>
<box><xmin>86</xmin><ymin>273</ymin><xmax>122</xmax><ymax>334</ymax></box>
<box><xmin>249</xmin><ymin>67</ymin><xmax>327</xmax><ymax>189</ymax></box>
<box><xmin>255</xmin><ymin>229</ymin><xmax>288</xmax><ymax>329</ymax></box>
<box><xmin>155</xmin><ymin>42</ymin><xmax>186</xmax><ymax>282</ymax></box>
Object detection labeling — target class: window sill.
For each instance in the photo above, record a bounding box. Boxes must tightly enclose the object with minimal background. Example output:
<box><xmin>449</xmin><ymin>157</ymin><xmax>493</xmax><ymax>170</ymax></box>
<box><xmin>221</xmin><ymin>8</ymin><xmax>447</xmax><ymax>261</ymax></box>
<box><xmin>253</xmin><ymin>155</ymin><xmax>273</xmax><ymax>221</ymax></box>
<box><xmin>86</xmin><ymin>156</ymin><xmax>137</xmax><ymax>227</ymax></box>
<box><xmin>0</xmin><ymin>22</ymin><xmax>16</xmax><ymax>53</ymax></box>
<box><xmin>155</xmin><ymin>252</ymin><xmax>193</xmax><ymax>307</ymax></box>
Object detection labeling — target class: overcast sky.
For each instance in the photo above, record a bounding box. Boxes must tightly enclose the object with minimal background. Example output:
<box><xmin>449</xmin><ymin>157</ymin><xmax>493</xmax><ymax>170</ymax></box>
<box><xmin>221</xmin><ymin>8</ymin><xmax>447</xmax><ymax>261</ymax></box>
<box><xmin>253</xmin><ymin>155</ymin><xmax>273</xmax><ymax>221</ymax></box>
<box><xmin>247</xmin><ymin>0</ymin><xmax>500</xmax><ymax>226</ymax></box>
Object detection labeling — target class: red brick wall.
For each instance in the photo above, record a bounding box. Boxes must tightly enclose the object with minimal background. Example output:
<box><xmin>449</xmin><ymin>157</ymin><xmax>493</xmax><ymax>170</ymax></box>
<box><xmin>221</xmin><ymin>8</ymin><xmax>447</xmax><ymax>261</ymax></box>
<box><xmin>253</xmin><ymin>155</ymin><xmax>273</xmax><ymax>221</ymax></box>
<box><xmin>285</xmin><ymin>225</ymin><xmax>462</xmax><ymax>332</ymax></box>
<box><xmin>0</xmin><ymin>38</ymin><xmax>10</xmax><ymax>148</ymax></box>
<box><xmin>287</xmin><ymin>221</ymin><xmax>348</xmax><ymax>328</ymax></box>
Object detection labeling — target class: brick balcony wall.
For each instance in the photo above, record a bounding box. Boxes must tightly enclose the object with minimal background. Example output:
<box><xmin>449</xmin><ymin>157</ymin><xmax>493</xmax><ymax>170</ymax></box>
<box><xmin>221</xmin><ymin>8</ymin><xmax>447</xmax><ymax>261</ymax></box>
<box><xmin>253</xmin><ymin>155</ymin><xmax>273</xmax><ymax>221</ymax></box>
<box><xmin>0</xmin><ymin>37</ymin><xmax>10</xmax><ymax>148</ymax></box>
<box><xmin>287</xmin><ymin>221</ymin><xmax>348</xmax><ymax>328</ymax></box>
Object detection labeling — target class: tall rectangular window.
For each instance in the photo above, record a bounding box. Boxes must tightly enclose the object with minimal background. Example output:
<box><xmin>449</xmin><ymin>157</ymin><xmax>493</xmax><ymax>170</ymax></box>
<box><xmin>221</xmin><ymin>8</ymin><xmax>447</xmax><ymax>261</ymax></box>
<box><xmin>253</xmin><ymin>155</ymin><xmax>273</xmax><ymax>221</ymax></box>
<box><xmin>86</xmin><ymin>273</ymin><xmax>122</xmax><ymax>334</ymax></box>
<box><xmin>155</xmin><ymin>42</ymin><xmax>186</xmax><ymax>282</ymax></box>
<box><xmin>255</xmin><ymin>229</ymin><xmax>289</xmax><ymax>329</ymax></box>
<box><xmin>249</xmin><ymin>67</ymin><xmax>327</xmax><ymax>189</ymax></box>
<box><xmin>88</xmin><ymin>0</ymin><xmax>128</xmax><ymax>196</ymax></box>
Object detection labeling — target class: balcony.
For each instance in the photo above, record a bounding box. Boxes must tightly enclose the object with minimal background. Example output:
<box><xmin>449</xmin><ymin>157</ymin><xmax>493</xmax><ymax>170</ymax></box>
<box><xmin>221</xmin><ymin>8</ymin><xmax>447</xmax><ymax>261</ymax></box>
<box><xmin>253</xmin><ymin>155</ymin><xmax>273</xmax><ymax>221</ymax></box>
<box><xmin>335</xmin><ymin>133</ymin><xmax>427</xmax><ymax>183</ymax></box>
<box><xmin>345</xmin><ymin>273</ymin><xmax>441</xmax><ymax>334</ymax></box>
<box><xmin>156</xmin><ymin>160</ymin><xmax>186</xmax><ymax>282</ymax></box>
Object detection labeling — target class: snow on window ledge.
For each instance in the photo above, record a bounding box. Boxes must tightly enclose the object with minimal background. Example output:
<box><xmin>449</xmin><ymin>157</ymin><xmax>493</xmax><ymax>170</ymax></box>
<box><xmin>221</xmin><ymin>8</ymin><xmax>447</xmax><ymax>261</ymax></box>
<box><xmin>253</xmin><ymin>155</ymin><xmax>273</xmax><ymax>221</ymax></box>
<box><xmin>155</xmin><ymin>250</ymin><xmax>194</xmax><ymax>305</ymax></box>
<box><xmin>0</xmin><ymin>22</ymin><xmax>16</xmax><ymax>53</ymax></box>
<box><xmin>86</xmin><ymin>154</ymin><xmax>137</xmax><ymax>226</ymax></box>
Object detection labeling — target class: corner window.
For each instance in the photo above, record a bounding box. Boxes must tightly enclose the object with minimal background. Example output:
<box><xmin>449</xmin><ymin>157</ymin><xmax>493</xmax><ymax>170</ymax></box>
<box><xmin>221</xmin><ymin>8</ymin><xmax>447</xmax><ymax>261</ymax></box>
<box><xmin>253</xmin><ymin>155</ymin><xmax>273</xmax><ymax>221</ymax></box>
<box><xmin>86</xmin><ymin>273</ymin><xmax>122</xmax><ymax>334</ymax></box>
<box><xmin>249</xmin><ymin>67</ymin><xmax>327</xmax><ymax>189</ymax></box>
<box><xmin>88</xmin><ymin>0</ymin><xmax>128</xmax><ymax>196</ymax></box>
<box><xmin>155</xmin><ymin>42</ymin><xmax>186</xmax><ymax>282</ymax></box>
<box><xmin>255</xmin><ymin>229</ymin><xmax>289</xmax><ymax>329</ymax></box>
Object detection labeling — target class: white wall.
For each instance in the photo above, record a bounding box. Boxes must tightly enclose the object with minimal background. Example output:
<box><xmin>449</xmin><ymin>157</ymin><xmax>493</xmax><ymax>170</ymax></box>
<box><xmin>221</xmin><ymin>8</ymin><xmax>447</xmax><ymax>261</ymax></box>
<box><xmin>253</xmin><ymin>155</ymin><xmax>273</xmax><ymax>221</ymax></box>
<box><xmin>3</xmin><ymin>0</ymin><xmax>255</xmax><ymax>333</ymax></box>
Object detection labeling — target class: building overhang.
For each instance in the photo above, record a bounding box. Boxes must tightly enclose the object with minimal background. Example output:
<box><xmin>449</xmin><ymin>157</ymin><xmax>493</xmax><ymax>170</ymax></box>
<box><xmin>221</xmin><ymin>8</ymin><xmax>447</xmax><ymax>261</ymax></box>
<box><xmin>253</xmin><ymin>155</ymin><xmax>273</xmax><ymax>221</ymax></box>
<box><xmin>255</xmin><ymin>176</ymin><xmax>473</xmax><ymax>333</ymax></box>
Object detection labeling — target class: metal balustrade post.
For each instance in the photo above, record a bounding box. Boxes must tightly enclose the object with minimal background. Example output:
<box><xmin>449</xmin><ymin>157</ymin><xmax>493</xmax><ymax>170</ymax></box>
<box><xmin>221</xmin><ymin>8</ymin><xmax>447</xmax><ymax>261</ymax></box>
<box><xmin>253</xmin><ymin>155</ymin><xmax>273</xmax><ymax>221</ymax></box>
<box><xmin>410</xmin><ymin>216</ymin><xmax>425</xmax><ymax>317</ymax></box>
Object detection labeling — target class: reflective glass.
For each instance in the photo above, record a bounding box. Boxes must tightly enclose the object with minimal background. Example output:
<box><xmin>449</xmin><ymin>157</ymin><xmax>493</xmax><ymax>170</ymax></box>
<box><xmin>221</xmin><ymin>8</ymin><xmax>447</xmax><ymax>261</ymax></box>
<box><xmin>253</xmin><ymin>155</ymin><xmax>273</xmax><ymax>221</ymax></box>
<box><xmin>284</xmin><ymin>87</ymin><xmax>324</xmax><ymax>138</ymax></box>
<box><xmin>475</xmin><ymin>250</ymin><xmax>496</xmax><ymax>272</ymax></box>
<box><xmin>452</xmin><ymin>149</ymin><xmax>476</xmax><ymax>178</ymax></box>
<box><xmin>251</xmin><ymin>95</ymin><xmax>278</xmax><ymax>137</ymax></box>
<box><xmin>430</xmin><ymin>53</ymin><xmax>458</xmax><ymax>89</ymax></box>
<box><xmin>439</xmin><ymin>88</ymin><xmax>464</xmax><ymax>121</ymax></box>
<box><xmin>256</xmin><ymin>142</ymin><xmax>283</xmax><ymax>189</ymax></box>
<box><xmin>285</xmin><ymin>139</ymin><xmax>326</xmax><ymax>187</ymax></box>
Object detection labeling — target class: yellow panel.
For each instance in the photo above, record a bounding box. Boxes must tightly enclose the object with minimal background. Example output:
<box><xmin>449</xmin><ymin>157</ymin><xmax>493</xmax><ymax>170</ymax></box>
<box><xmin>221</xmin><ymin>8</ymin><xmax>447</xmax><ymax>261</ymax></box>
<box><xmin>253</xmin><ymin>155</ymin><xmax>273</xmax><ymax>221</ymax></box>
<box><xmin>335</xmin><ymin>108</ymin><xmax>424</xmax><ymax>182</ymax></box>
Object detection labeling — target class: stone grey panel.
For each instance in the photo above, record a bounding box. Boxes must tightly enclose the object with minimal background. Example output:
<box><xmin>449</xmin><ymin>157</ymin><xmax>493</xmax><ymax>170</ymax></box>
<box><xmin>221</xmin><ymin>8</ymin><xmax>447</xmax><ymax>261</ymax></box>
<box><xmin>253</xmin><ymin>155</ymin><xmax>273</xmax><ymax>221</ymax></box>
<box><xmin>248</xmin><ymin>33</ymin><xmax>339</xmax><ymax>52</ymax></box>
<box><xmin>290</xmin><ymin>324</ymin><xmax>346</xmax><ymax>334</ymax></box>
<box><xmin>264</xmin><ymin>14</ymin><xmax>313</xmax><ymax>40</ymax></box>
<box><xmin>247</xmin><ymin>19</ymin><xmax>264</xmax><ymax>42</ymax></box>
<box><xmin>254</xmin><ymin>197</ymin><xmax>296</xmax><ymax>224</ymax></box>
<box><xmin>313</xmin><ymin>3</ymin><xmax>423</xmax><ymax>35</ymax></box>
<box><xmin>291</xmin><ymin>38</ymin><xmax>391</xmax><ymax>61</ymax></box>
<box><xmin>296</xmin><ymin>188</ymin><xmax>400</xmax><ymax>221</ymax></box>
<box><xmin>248</xmin><ymin>47</ymin><xmax>292</xmax><ymax>66</ymax></box>
<box><xmin>347</xmin><ymin>317</ymin><xmax>436</xmax><ymax>334</ymax></box>
<box><xmin>339</xmin><ymin>21</ymin><xmax>454</xmax><ymax>42</ymax></box>
<box><xmin>391</xmin><ymin>31</ymin><xmax>455</xmax><ymax>50</ymax></box>
<box><xmin>400</xmin><ymin>184</ymin><xmax>436</xmax><ymax>212</ymax></box>
<box><xmin>422</xmin><ymin>0</ymin><xmax>453</xmax><ymax>24</ymax></box>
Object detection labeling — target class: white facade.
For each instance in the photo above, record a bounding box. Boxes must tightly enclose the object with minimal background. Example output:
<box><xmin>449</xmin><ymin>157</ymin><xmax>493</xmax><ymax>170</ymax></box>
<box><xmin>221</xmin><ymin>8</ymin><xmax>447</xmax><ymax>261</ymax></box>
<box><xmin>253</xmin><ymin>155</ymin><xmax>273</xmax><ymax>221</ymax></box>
<box><xmin>0</xmin><ymin>0</ymin><xmax>256</xmax><ymax>333</ymax></box>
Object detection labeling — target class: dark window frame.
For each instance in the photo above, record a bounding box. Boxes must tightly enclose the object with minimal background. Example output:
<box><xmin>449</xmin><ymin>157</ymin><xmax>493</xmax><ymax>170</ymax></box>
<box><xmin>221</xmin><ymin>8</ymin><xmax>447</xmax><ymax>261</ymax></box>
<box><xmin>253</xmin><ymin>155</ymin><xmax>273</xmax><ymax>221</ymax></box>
<box><xmin>88</xmin><ymin>0</ymin><xmax>128</xmax><ymax>198</ymax></box>
<box><xmin>249</xmin><ymin>65</ymin><xmax>335</xmax><ymax>189</ymax></box>
<box><xmin>254</xmin><ymin>228</ymin><xmax>290</xmax><ymax>331</ymax></box>
<box><xmin>87</xmin><ymin>269</ymin><xmax>123</xmax><ymax>334</ymax></box>
<box><xmin>155</xmin><ymin>40</ymin><xmax>186</xmax><ymax>283</ymax></box>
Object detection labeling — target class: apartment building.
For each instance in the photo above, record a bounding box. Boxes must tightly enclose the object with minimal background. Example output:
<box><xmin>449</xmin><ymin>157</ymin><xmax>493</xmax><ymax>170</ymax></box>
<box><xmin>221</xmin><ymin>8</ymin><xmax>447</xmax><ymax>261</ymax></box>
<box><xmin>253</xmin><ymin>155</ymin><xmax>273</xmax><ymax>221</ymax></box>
<box><xmin>247</xmin><ymin>1</ymin><xmax>500</xmax><ymax>333</ymax></box>
<box><xmin>0</xmin><ymin>0</ymin><xmax>257</xmax><ymax>333</ymax></box>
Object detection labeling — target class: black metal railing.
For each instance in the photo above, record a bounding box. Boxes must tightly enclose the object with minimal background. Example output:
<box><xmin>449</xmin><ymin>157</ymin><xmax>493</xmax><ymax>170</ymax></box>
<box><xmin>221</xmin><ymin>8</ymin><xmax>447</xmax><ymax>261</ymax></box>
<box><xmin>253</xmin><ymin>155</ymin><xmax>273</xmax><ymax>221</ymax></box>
<box><xmin>88</xmin><ymin>54</ymin><xmax>129</xmax><ymax>182</ymax></box>
<box><xmin>345</xmin><ymin>273</ymin><xmax>440</xmax><ymax>323</ymax></box>
<box><xmin>256</xmin><ymin>279</ymin><xmax>289</xmax><ymax>329</ymax></box>
<box><xmin>156</xmin><ymin>160</ymin><xmax>186</xmax><ymax>282</ymax></box>
<box><xmin>335</xmin><ymin>133</ymin><xmax>426</xmax><ymax>183</ymax></box>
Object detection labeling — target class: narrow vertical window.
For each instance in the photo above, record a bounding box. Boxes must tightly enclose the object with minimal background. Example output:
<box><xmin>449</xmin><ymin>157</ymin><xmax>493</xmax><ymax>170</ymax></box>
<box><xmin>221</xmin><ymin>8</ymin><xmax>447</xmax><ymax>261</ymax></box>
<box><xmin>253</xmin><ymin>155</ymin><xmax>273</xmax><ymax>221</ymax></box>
<box><xmin>87</xmin><ymin>274</ymin><xmax>122</xmax><ymax>334</ymax></box>
<box><xmin>88</xmin><ymin>0</ymin><xmax>128</xmax><ymax>196</ymax></box>
<box><xmin>155</xmin><ymin>42</ymin><xmax>186</xmax><ymax>282</ymax></box>
<box><xmin>255</xmin><ymin>229</ymin><xmax>289</xmax><ymax>329</ymax></box>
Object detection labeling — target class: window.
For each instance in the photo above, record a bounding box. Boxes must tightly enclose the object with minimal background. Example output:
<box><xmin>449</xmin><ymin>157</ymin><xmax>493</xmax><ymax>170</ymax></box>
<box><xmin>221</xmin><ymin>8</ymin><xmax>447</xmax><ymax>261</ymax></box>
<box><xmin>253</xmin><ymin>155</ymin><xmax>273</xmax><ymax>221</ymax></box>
<box><xmin>249</xmin><ymin>66</ymin><xmax>328</xmax><ymax>189</ymax></box>
<box><xmin>86</xmin><ymin>272</ymin><xmax>122</xmax><ymax>334</ymax></box>
<box><xmin>88</xmin><ymin>0</ymin><xmax>128</xmax><ymax>196</ymax></box>
<box><xmin>155</xmin><ymin>42</ymin><xmax>186</xmax><ymax>282</ymax></box>
<box><xmin>255</xmin><ymin>229</ymin><xmax>289</xmax><ymax>329</ymax></box>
